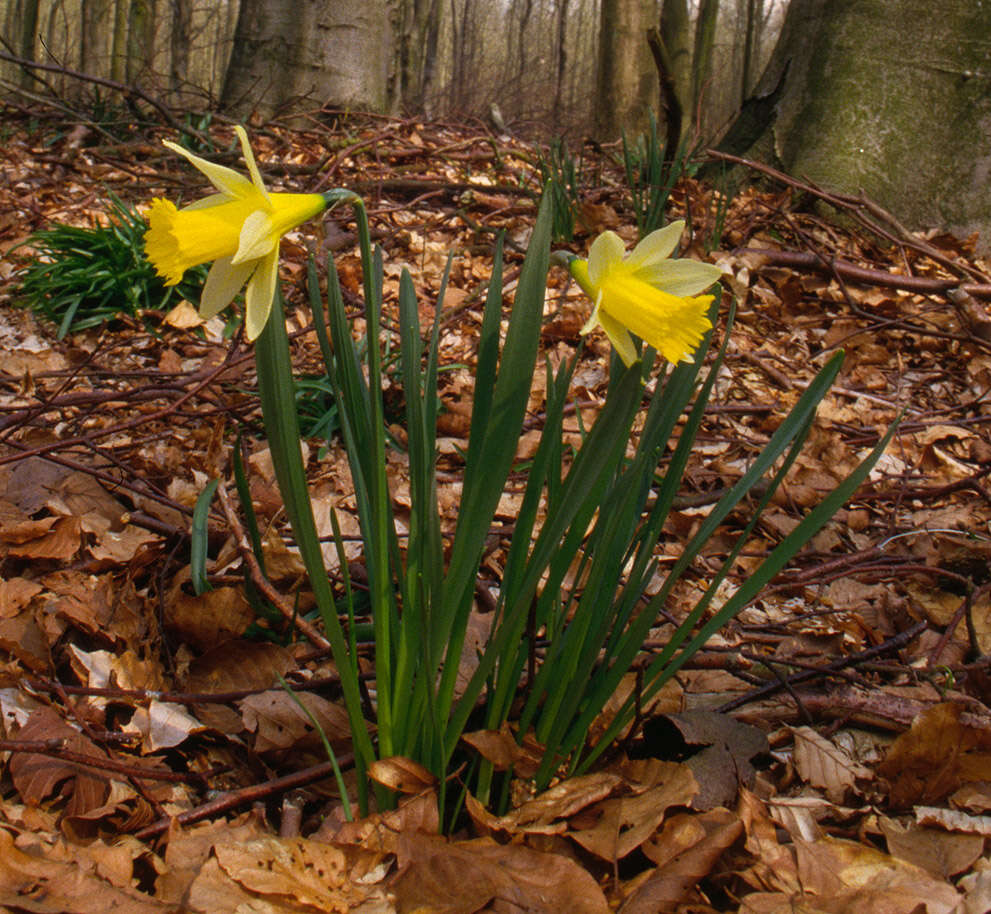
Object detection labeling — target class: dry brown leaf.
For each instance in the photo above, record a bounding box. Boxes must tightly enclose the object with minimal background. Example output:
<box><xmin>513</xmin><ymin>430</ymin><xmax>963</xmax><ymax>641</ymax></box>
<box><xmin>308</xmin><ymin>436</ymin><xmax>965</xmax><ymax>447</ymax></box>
<box><xmin>791</xmin><ymin>726</ymin><xmax>872</xmax><ymax>803</ymax></box>
<box><xmin>569</xmin><ymin>762</ymin><xmax>699</xmax><ymax>861</ymax></box>
<box><xmin>0</xmin><ymin>826</ymin><xmax>168</xmax><ymax>913</ymax></box>
<box><xmin>879</xmin><ymin>816</ymin><xmax>985</xmax><ymax>878</ymax></box>
<box><xmin>461</xmin><ymin>722</ymin><xmax>543</xmax><ymax>778</ymax></box>
<box><xmin>878</xmin><ymin>702</ymin><xmax>991</xmax><ymax>808</ymax></box>
<box><xmin>167</xmin><ymin>585</ymin><xmax>258</xmax><ymax>651</ymax></box>
<box><xmin>125</xmin><ymin>699</ymin><xmax>205</xmax><ymax>752</ymax></box>
<box><xmin>738</xmin><ymin>788</ymin><xmax>802</xmax><ymax>896</ymax></box>
<box><xmin>368</xmin><ymin>756</ymin><xmax>438</xmax><ymax>794</ymax></box>
<box><xmin>9</xmin><ymin>707</ymin><xmax>110</xmax><ymax>816</ymax></box>
<box><xmin>213</xmin><ymin>836</ymin><xmax>372</xmax><ymax>912</ymax></box>
<box><xmin>2</xmin><ymin>515</ymin><xmax>81</xmax><ymax>560</ymax></box>
<box><xmin>793</xmin><ymin>834</ymin><xmax>960</xmax><ymax>913</ymax></box>
<box><xmin>915</xmin><ymin>805</ymin><xmax>991</xmax><ymax>835</ymax></box>
<box><xmin>470</xmin><ymin>772</ymin><xmax>622</xmax><ymax>836</ymax></box>
<box><xmin>326</xmin><ymin>790</ymin><xmax>439</xmax><ymax>854</ymax></box>
<box><xmin>0</xmin><ymin>575</ymin><xmax>42</xmax><ymax>617</ymax></box>
<box><xmin>391</xmin><ymin>830</ymin><xmax>610</xmax><ymax>914</ymax></box>
<box><xmin>240</xmin><ymin>689</ymin><xmax>353</xmax><ymax>753</ymax></box>
<box><xmin>620</xmin><ymin>808</ymin><xmax>742</xmax><ymax>914</ymax></box>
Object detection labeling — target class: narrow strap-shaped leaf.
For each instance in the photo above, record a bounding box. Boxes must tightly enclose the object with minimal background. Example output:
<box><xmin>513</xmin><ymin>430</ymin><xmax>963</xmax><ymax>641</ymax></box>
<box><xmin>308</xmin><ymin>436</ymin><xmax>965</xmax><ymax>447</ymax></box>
<box><xmin>190</xmin><ymin>478</ymin><xmax>219</xmax><ymax>596</ymax></box>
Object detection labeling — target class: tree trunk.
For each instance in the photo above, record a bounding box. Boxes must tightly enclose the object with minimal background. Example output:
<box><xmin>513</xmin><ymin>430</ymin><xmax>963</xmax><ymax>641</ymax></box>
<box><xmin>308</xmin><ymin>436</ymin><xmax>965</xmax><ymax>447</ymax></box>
<box><xmin>394</xmin><ymin>0</ymin><xmax>442</xmax><ymax>111</ymax></box>
<box><xmin>719</xmin><ymin>0</ymin><xmax>991</xmax><ymax>245</ymax></box>
<box><xmin>594</xmin><ymin>0</ymin><xmax>657</xmax><ymax>139</ymax></box>
<box><xmin>690</xmin><ymin>0</ymin><xmax>718</xmax><ymax>132</ymax></box>
<box><xmin>222</xmin><ymin>0</ymin><xmax>391</xmax><ymax>120</ymax></box>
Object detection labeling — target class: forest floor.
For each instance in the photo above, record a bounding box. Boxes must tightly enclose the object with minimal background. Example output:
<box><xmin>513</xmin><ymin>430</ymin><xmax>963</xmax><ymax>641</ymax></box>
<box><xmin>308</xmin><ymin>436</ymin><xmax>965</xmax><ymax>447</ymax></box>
<box><xmin>0</xmin><ymin>108</ymin><xmax>990</xmax><ymax>913</ymax></box>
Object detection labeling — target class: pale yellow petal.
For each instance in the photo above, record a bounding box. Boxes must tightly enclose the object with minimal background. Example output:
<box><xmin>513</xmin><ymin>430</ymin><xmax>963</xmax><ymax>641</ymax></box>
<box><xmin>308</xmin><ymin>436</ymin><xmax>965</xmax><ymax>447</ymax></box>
<box><xmin>244</xmin><ymin>249</ymin><xmax>279</xmax><ymax>341</ymax></box>
<box><xmin>200</xmin><ymin>256</ymin><xmax>255</xmax><ymax>319</ymax></box>
<box><xmin>597</xmin><ymin>309</ymin><xmax>639</xmax><ymax>366</ymax></box>
<box><xmin>233</xmin><ymin>209</ymin><xmax>277</xmax><ymax>264</ymax></box>
<box><xmin>587</xmin><ymin>231</ymin><xmax>626</xmax><ymax>286</ymax></box>
<box><xmin>634</xmin><ymin>258</ymin><xmax>723</xmax><ymax>297</ymax></box>
<box><xmin>163</xmin><ymin>140</ymin><xmax>255</xmax><ymax>199</ymax></box>
<box><xmin>625</xmin><ymin>220</ymin><xmax>684</xmax><ymax>270</ymax></box>
<box><xmin>579</xmin><ymin>290</ymin><xmax>604</xmax><ymax>337</ymax></box>
<box><xmin>234</xmin><ymin>125</ymin><xmax>270</xmax><ymax>199</ymax></box>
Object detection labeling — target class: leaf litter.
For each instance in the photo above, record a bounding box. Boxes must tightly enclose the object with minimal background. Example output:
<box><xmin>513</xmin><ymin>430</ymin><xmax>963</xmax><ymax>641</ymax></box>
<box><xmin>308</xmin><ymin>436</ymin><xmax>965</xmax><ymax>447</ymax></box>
<box><xmin>0</xmin><ymin>108</ymin><xmax>990</xmax><ymax>911</ymax></box>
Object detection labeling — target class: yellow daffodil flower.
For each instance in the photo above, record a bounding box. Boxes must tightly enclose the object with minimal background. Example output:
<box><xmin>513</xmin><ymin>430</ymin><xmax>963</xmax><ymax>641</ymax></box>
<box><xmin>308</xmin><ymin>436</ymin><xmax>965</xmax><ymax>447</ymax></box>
<box><xmin>144</xmin><ymin>126</ymin><xmax>328</xmax><ymax>340</ymax></box>
<box><xmin>569</xmin><ymin>221</ymin><xmax>723</xmax><ymax>366</ymax></box>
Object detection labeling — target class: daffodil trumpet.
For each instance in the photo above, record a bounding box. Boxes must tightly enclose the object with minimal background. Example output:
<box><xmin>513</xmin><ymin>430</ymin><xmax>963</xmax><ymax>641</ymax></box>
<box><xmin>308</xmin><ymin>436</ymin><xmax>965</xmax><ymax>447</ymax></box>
<box><xmin>561</xmin><ymin>222</ymin><xmax>723</xmax><ymax>367</ymax></box>
<box><xmin>144</xmin><ymin>127</ymin><xmax>351</xmax><ymax>340</ymax></box>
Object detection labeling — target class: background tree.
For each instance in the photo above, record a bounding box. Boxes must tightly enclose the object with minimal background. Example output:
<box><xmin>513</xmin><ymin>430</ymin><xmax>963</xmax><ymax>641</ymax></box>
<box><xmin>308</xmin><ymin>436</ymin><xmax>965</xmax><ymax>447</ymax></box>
<box><xmin>595</xmin><ymin>0</ymin><xmax>658</xmax><ymax>139</ymax></box>
<box><xmin>221</xmin><ymin>0</ymin><xmax>391</xmax><ymax>120</ymax></box>
<box><xmin>719</xmin><ymin>0</ymin><xmax>991</xmax><ymax>244</ymax></box>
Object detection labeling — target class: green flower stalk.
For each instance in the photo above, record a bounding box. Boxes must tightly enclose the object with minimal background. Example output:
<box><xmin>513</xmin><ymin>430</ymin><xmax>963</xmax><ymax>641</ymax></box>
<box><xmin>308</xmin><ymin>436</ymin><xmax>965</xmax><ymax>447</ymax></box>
<box><xmin>145</xmin><ymin>128</ymin><xmax>376</xmax><ymax>813</ymax></box>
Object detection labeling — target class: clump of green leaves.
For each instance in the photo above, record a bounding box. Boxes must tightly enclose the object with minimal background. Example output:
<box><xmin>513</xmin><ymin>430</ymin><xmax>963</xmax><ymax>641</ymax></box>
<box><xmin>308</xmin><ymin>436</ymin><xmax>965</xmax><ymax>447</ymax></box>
<box><xmin>623</xmin><ymin>112</ymin><xmax>697</xmax><ymax>238</ymax></box>
<box><xmin>16</xmin><ymin>194</ymin><xmax>206</xmax><ymax>338</ymax></box>
<box><xmin>539</xmin><ymin>138</ymin><xmax>582</xmax><ymax>242</ymax></box>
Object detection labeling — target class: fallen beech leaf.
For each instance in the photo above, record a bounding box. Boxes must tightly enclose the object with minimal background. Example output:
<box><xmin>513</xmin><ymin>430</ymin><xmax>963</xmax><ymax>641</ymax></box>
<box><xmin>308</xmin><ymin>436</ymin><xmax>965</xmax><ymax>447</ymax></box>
<box><xmin>915</xmin><ymin>805</ymin><xmax>991</xmax><ymax>836</ymax></box>
<box><xmin>644</xmin><ymin>711</ymin><xmax>767</xmax><ymax>810</ymax></box>
<box><xmin>738</xmin><ymin>789</ymin><xmax>801</xmax><ymax>896</ymax></box>
<box><xmin>368</xmin><ymin>756</ymin><xmax>437</xmax><ymax>794</ymax></box>
<box><xmin>791</xmin><ymin>726</ymin><xmax>872</xmax><ymax>803</ymax></box>
<box><xmin>0</xmin><ymin>827</ymin><xmax>168</xmax><ymax>913</ymax></box>
<box><xmin>167</xmin><ymin>586</ymin><xmax>257</xmax><ymax>651</ymax></box>
<box><xmin>240</xmin><ymin>689</ymin><xmax>353</xmax><ymax>753</ymax></box>
<box><xmin>3</xmin><ymin>515</ymin><xmax>81</xmax><ymax>560</ymax></box>
<box><xmin>392</xmin><ymin>830</ymin><xmax>610</xmax><ymax>914</ymax></box>
<box><xmin>326</xmin><ymin>790</ymin><xmax>440</xmax><ymax>854</ymax></box>
<box><xmin>620</xmin><ymin>808</ymin><xmax>742</xmax><ymax>913</ymax></box>
<box><xmin>878</xmin><ymin>702</ymin><xmax>991</xmax><ymax>808</ymax></box>
<box><xmin>474</xmin><ymin>772</ymin><xmax>622</xmax><ymax>836</ymax></box>
<box><xmin>462</xmin><ymin>722</ymin><xmax>543</xmax><ymax>778</ymax></box>
<box><xmin>879</xmin><ymin>816</ymin><xmax>984</xmax><ymax>878</ymax></box>
<box><xmin>794</xmin><ymin>834</ymin><xmax>961</xmax><ymax>913</ymax></box>
<box><xmin>9</xmin><ymin>707</ymin><xmax>109</xmax><ymax>818</ymax></box>
<box><xmin>0</xmin><ymin>576</ymin><xmax>42</xmax><ymax>617</ymax></box>
<box><xmin>214</xmin><ymin>836</ymin><xmax>370</xmax><ymax>911</ymax></box>
<box><xmin>569</xmin><ymin>762</ymin><xmax>699</xmax><ymax>861</ymax></box>
<box><xmin>125</xmin><ymin>699</ymin><xmax>205</xmax><ymax>752</ymax></box>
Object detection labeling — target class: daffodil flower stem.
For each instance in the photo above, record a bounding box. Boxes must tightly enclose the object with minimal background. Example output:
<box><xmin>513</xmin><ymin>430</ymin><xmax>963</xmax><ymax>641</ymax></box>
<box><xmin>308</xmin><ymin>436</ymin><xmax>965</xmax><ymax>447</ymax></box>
<box><xmin>254</xmin><ymin>285</ymin><xmax>376</xmax><ymax>815</ymax></box>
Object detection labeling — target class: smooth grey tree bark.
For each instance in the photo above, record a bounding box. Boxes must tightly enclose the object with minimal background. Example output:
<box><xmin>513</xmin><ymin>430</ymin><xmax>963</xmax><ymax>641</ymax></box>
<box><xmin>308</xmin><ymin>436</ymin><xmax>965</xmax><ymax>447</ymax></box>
<box><xmin>222</xmin><ymin>0</ymin><xmax>391</xmax><ymax>120</ymax></box>
<box><xmin>595</xmin><ymin>0</ymin><xmax>658</xmax><ymax>139</ymax></box>
<box><xmin>719</xmin><ymin>0</ymin><xmax>991</xmax><ymax>245</ymax></box>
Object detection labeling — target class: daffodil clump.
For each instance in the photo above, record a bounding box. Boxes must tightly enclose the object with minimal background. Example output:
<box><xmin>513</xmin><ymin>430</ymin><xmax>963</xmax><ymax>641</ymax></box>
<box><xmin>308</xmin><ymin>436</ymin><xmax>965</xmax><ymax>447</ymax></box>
<box><xmin>136</xmin><ymin>128</ymin><xmax>894</xmax><ymax>823</ymax></box>
<box><xmin>144</xmin><ymin>126</ymin><xmax>329</xmax><ymax>340</ymax></box>
<box><xmin>568</xmin><ymin>220</ymin><xmax>723</xmax><ymax>366</ymax></box>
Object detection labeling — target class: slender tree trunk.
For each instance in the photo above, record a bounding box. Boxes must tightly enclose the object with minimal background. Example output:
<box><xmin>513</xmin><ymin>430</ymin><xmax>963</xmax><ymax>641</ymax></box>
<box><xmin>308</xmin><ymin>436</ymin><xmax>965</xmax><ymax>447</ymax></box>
<box><xmin>168</xmin><ymin>0</ymin><xmax>191</xmax><ymax>100</ymax></box>
<box><xmin>690</xmin><ymin>0</ymin><xmax>718</xmax><ymax>135</ymax></box>
<box><xmin>595</xmin><ymin>0</ymin><xmax>656</xmax><ymax>139</ymax></box>
<box><xmin>552</xmin><ymin>0</ymin><xmax>571</xmax><ymax>128</ymax></box>
<box><xmin>18</xmin><ymin>0</ymin><xmax>40</xmax><ymax>88</ymax></box>
<box><xmin>110</xmin><ymin>0</ymin><xmax>129</xmax><ymax>83</ymax></box>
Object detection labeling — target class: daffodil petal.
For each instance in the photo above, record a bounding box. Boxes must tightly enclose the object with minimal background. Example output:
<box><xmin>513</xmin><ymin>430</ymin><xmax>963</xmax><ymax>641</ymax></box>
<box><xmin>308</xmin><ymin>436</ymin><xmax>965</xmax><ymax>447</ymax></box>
<box><xmin>634</xmin><ymin>258</ymin><xmax>724</xmax><ymax>297</ymax></box>
<box><xmin>234</xmin><ymin>209</ymin><xmax>277</xmax><ymax>264</ymax></box>
<box><xmin>163</xmin><ymin>140</ymin><xmax>256</xmax><ymax>199</ymax></box>
<box><xmin>200</xmin><ymin>255</ymin><xmax>255</xmax><ymax>319</ymax></box>
<box><xmin>587</xmin><ymin>231</ymin><xmax>626</xmax><ymax>286</ymax></box>
<box><xmin>182</xmin><ymin>193</ymin><xmax>235</xmax><ymax>211</ymax></box>
<box><xmin>625</xmin><ymin>220</ymin><xmax>684</xmax><ymax>269</ymax></box>
<box><xmin>234</xmin><ymin>125</ymin><xmax>270</xmax><ymax>199</ymax></box>
<box><xmin>597</xmin><ymin>309</ymin><xmax>639</xmax><ymax>366</ymax></box>
<box><xmin>244</xmin><ymin>249</ymin><xmax>279</xmax><ymax>341</ymax></box>
<box><xmin>579</xmin><ymin>290</ymin><xmax>604</xmax><ymax>336</ymax></box>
